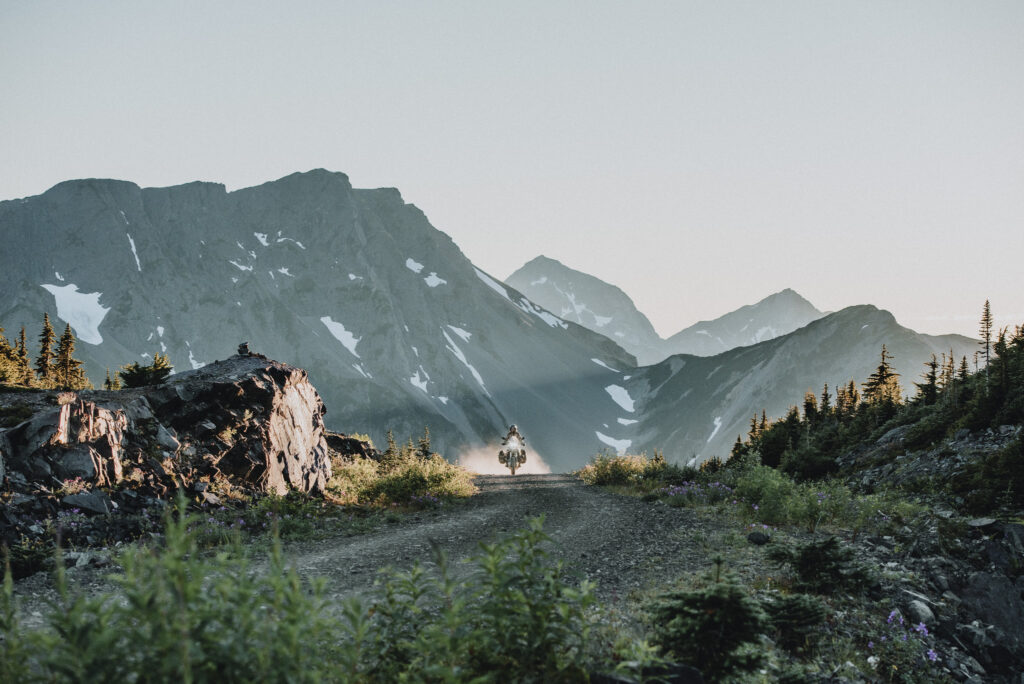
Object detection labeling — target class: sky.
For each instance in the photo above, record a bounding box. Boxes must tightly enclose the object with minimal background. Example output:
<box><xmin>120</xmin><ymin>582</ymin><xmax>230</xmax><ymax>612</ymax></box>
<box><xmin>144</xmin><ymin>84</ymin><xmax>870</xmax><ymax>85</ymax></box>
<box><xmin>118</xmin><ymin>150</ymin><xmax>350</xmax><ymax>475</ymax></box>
<box><xmin>2</xmin><ymin>1</ymin><xmax>1022</xmax><ymax>339</ymax></box>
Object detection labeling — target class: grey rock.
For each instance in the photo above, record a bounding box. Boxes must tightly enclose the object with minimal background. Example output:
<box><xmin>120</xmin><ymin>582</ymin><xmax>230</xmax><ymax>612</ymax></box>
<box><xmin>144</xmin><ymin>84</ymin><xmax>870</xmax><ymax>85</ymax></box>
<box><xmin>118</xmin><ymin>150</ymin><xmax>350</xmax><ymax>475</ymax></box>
<box><xmin>906</xmin><ymin>599</ymin><xmax>936</xmax><ymax>626</ymax></box>
<box><xmin>747</xmin><ymin>531</ymin><xmax>770</xmax><ymax>545</ymax></box>
<box><xmin>967</xmin><ymin>517</ymin><xmax>997</xmax><ymax>528</ymax></box>
<box><xmin>63</xmin><ymin>490</ymin><xmax>112</xmax><ymax>515</ymax></box>
<box><xmin>155</xmin><ymin>424</ymin><xmax>180</xmax><ymax>452</ymax></box>
<box><xmin>54</xmin><ymin>445</ymin><xmax>100</xmax><ymax>480</ymax></box>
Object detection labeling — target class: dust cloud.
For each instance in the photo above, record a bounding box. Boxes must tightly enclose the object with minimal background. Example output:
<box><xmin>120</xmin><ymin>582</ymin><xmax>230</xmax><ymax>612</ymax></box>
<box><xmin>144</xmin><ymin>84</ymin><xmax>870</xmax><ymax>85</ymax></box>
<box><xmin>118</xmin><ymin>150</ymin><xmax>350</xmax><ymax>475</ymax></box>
<box><xmin>457</xmin><ymin>443</ymin><xmax>553</xmax><ymax>475</ymax></box>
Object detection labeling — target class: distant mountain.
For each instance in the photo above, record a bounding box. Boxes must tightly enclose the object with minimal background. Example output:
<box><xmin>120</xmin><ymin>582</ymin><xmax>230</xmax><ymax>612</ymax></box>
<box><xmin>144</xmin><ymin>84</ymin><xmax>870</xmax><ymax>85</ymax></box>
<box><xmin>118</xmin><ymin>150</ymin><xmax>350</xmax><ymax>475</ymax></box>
<box><xmin>506</xmin><ymin>257</ymin><xmax>824</xmax><ymax>364</ymax></box>
<box><xmin>664</xmin><ymin>289</ymin><xmax>824</xmax><ymax>357</ymax></box>
<box><xmin>0</xmin><ymin>171</ymin><xmax>634</xmax><ymax>471</ymax></box>
<box><xmin>605</xmin><ymin>305</ymin><xmax>977</xmax><ymax>464</ymax></box>
<box><xmin>506</xmin><ymin>256</ymin><xmax>666</xmax><ymax>365</ymax></box>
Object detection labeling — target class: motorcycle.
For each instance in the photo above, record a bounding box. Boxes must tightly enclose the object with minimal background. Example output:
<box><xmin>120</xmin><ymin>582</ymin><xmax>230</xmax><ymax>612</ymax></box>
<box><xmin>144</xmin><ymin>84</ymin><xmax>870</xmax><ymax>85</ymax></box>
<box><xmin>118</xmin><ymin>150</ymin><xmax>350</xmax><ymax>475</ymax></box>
<box><xmin>498</xmin><ymin>435</ymin><xmax>527</xmax><ymax>475</ymax></box>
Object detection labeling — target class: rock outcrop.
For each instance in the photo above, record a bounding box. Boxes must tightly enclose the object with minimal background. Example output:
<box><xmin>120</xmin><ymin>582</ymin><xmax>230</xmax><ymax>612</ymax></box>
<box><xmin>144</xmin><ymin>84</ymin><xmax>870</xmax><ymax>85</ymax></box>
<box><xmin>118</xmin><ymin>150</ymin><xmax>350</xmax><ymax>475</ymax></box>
<box><xmin>0</xmin><ymin>354</ymin><xmax>333</xmax><ymax>554</ymax></box>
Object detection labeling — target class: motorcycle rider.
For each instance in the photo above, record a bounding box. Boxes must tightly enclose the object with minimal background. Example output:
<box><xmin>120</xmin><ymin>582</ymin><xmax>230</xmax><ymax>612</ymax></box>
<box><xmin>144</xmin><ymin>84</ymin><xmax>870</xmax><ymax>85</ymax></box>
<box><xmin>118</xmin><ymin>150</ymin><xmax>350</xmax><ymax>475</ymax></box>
<box><xmin>502</xmin><ymin>424</ymin><xmax>525</xmax><ymax>448</ymax></box>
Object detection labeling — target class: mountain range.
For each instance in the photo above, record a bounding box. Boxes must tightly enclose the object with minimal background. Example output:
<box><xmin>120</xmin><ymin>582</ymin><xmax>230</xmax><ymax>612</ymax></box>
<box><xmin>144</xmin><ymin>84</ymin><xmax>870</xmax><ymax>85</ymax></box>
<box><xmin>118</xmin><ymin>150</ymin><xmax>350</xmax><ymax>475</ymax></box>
<box><xmin>0</xmin><ymin>170</ymin><xmax>977</xmax><ymax>470</ymax></box>
<box><xmin>506</xmin><ymin>256</ymin><xmax>824</xmax><ymax>364</ymax></box>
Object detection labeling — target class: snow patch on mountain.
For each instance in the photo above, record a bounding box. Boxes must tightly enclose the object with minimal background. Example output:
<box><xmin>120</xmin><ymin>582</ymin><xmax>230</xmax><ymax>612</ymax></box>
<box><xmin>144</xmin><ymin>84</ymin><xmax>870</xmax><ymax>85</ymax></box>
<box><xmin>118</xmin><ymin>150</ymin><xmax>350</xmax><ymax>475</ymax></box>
<box><xmin>126</xmin><ymin>233</ymin><xmax>142</xmax><ymax>272</ymax></box>
<box><xmin>184</xmin><ymin>341</ymin><xmax>205</xmax><ymax>370</ymax></box>
<box><xmin>604</xmin><ymin>385</ymin><xmax>635</xmax><ymax>413</ymax></box>
<box><xmin>593</xmin><ymin>315</ymin><xmax>613</xmax><ymax>327</ymax></box>
<box><xmin>447</xmin><ymin>325</ymin><xmax>472</xmax><ymax>342</ymax></box>
<box><xmin>474</xmin><ymin>268</ymin><xmax>510</xmax><ymax>300</ymax></box>
<box><xmin>424</xmin><ymin>272</ymin><xmax>447</xmax><ymax>287</ymax></box>
<box><xmin>254</xmin><ymin>232</ymin><xmax>269</xmax><ymax>246</ymax></box>
<box><xmin>228</xmin><ymin>260</ymin><xmax>252</xmax><ymax>272</ymax></box>
<box><xmin>320</xmin><ymin>316</ymin><xmax>361</xmax><ymax>358</ymax></box>
<box><xmin>40</xmin><ymin>283</ymin><xmax>110</xmax><ymax>345</ymax></box>
<box><xmin>410</xmin><ymin>368</ymin><xmax>429</xmax><ymax>393</ymax></box>
<box><xmin>443</xmin><ymin>330</ymin><xmax>488</xmax><ymax>396</ymax></box>
<box><xmin>530</xmin><ymin>276</ymin><xmax>548</xmax><ymax>285</ymax></box>
<box><xmin>277</xmin><ymin>267</ymin><xmax>293</xmax><ymax>277</ymax></box>
<box><xmin>707</xmin><ymin>416</ymin><xmax>723</xmax><ymax>443</ymax></box>
<box><xmin>617</xmin><ymin>418</ymin><xmax>639</xmax><ymax>425</ymax></box>
<box><xmin>591</xmin><ymin>358</ymin><xmax>620</xmax><ymax>373</ymax></box>
<box><xmin>595</xmin><ymin>431</ymin><xmax>631</xmax><ymax>454</ymax></box>
<box><xmin>406</xmin><ymin>258</ymin><xmax>424</xmax><ymax>274</ymax></box>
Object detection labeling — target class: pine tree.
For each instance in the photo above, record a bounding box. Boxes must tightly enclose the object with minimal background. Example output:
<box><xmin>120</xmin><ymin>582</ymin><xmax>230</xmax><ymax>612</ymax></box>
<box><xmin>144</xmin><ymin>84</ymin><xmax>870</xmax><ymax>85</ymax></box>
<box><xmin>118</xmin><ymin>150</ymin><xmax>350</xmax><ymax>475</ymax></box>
<box><xmin>846</xmin><ymin>380</ymin><xmax>860</xmax><ymax>413</ymax></box>
<box><xmin>958</xmin><ymin>356</ymin><xmax>970</xmax><ymax>382</ymax></box>
<box><xmin>802</xmin><ymin>390</ymin><xmax>818</xmax><ymax>425</ymax></box>
<box><xmin>862</xmin><ymin>345</ymin><xmax>901</xmax><ymax>407</ymax></box>
<box><xmin>35</xmin><ymin>313</ymin><xmax>57</xmax><ymax>383</ymax></box>
<box><xmin>731</xmin><ymin>434</ymin><xmax>745</xmax><ymax>460</ymax></box>
<box><xmin>760</xmin><ymin>410</ymin><xmax>768</xmax><ymax>433</ymax></box>
<box><xmin>16</xmin><ymin>326</ymin><xmax>32</xmax><ymax>385</ymax></box>
<box><xmin>103</xmin><ymin>368</ymin><xmax>122</xmax><ymax>390</ymax></box>
<box><xmin>980</xmin><ymin>299</ymin><xmax>994</xmax><ymax>390</ymax></box>
<box><xmin>119</xmin><ymin>352</ymin><xmax>173</xmax><ymax>387</ymax></box>
<box><xmin>820</xmin><ymin>383</ymin><xmax>832</xmax><ymax>416</ymax></box>
<box><xmin>748</xmin><ymin>414</ymin><xmax>759</xmax><ymax>441</ymax></box>
<box><xmin>53</xmin><ymin>323</ymin><xmax>90</xmax><ymax>389</ymax></box>
<box><xmin>417</xmin><ymin>427</ymin><xmax>432</xmax><ymax>460</ymax></box>
<box><xmin>914</xmin><ymin>354</ymin><xmax>939</xmax><ymax>405</ymax></box>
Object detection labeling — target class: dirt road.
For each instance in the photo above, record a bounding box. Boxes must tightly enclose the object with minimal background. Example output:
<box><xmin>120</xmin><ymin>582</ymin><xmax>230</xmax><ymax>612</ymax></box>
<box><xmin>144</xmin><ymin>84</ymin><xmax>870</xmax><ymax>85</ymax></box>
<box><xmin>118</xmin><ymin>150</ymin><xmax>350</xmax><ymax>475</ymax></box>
<box><xmin>289</xmin><ymin>474</ymin><xmax>722</xmax><ymax>604</ymax></box>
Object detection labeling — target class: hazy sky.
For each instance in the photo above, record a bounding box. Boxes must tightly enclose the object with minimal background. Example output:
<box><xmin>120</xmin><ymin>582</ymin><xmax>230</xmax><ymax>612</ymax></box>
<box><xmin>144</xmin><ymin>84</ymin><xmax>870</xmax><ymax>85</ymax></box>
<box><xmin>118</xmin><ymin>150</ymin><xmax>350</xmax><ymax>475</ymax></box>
<box><xmin>2</xmin><ymin>1</ymin><xmax>1022</xmax><ymax>339</ymax></box>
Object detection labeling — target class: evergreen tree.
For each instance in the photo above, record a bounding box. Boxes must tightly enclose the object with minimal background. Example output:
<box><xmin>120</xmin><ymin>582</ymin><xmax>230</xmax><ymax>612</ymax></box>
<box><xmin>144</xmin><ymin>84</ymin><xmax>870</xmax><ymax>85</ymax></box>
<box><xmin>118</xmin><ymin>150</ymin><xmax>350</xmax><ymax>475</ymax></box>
<box><xmin>417</xmin><ymin>427</ymin><xmax>432</xmax><ymax>460</ymax></box>
<box><xmin>862</xmin><ymin>345</ymin><xmax>901</xmax><ymax>407</ymax></box>
<box><xmin>16</xmin><ymin>327</ymin><xmax>32</xmax><ymax>385</ymax></box>
<box><xmin>819</xmin><ymin>383</ymin><xmax>832</xmax><ymax>416</ymax></box>
<box><xmin>748</xmin><ymin>414</ymin><xmax>759</xmax><ymax>441</ymax></box>
<box><xmin>915</xmin><ymin>354</ymin><xmax>939</xmax><ymax>405</ymax></box>
<box><xmin>35</xmin><ymin>313</ymin><xmax>57</xmax><ymax>382</ymax></box>
<box><xmin>731</xmin><ymin>434</ymin><xmax>745</xmax><ymax>461</ymax></box>
<box><xmin>119</xmin><ymin>353</ymin><xmax>173</xmax><ymax>387</ymax></box>
<box><xmin>802</xmin><ymin>390</ymin><xmax>818</xmax><ymax>425</ymax></box>
<box><xmin>759</xmin><ymin>410</ymin><xmax>768</xmax><ymax>433</ymax></box>
<box><xmin>103</xmin><ymin>368</ymin><xmax>122</xmax><ymax>390</ymax></box>
<box><xmin>958</xmin><ymin>356</ymin><xmax>970</xmax><ymax>382</ymax></box>
<box><xmin>52</xmin><ymin>323</ymin><xmax>91</xmax><ymax>389</ymax></box>
<box><xmin>980</xmin><ymin>299</ymin><xmax>994</xmax><ymax>390</ymax></box>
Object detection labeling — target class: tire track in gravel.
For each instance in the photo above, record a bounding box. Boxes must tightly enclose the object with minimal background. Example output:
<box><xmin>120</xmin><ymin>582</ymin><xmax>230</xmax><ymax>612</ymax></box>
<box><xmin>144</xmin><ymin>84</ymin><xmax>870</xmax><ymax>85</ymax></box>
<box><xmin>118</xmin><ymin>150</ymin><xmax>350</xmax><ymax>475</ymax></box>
<box><xmin>287</xmin><ymin>474</ymin><xmax>725</xmax><ymax>605</ymax></box>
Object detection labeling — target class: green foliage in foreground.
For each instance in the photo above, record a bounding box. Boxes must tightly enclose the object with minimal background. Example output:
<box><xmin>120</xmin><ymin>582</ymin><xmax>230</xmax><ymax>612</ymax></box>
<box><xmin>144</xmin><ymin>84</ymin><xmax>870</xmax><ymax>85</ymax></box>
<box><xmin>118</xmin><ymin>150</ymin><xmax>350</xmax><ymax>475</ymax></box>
<box><xmin>648</xmin><ymin>558</ymin><xmax>767</xmax><ymax>683</ymax></box>
<box><xmin>1</xmin><ymin>508</ymin><xmax>596</xmax><ymax>683</ymax></box>
<box><xmin>577</xmin><ymin>452</ymin><xmax>928</xmax><ymax>537</ymax></box>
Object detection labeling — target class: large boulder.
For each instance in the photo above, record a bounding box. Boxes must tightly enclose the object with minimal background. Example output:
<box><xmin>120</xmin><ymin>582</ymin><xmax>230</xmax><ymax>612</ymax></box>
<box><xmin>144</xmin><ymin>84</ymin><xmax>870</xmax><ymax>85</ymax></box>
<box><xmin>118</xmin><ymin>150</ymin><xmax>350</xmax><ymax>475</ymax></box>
<box><xmin>0</xmin><ymin>354</ymin><xmax>333</xmax><ymax>497</ymax></box>
<box><xmin>147</xmin><ymin>355</ymin><xmax>333</xmax><ymax>494</ymax></box>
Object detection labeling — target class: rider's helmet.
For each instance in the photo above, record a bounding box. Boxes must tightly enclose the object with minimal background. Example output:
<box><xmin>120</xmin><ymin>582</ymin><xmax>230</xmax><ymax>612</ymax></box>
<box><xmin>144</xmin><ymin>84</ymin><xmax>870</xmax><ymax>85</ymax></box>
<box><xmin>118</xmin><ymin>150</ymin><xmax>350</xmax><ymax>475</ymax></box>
<box><xmin>509</xmin><ymin>424</ymin><xmax>518</xmax><ymax>432</ymax></box>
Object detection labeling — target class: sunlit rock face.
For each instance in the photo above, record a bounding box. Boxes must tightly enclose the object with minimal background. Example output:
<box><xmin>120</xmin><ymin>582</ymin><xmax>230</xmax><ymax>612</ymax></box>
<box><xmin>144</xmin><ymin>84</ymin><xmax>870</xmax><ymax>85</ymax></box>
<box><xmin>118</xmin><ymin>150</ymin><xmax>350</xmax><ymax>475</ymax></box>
<box><xmin>0</xmin><ymin>171</ymin><xmax>635</xmax><ymax>471</ymax></box>
<box><xmin>0</xmin><ymin>355</ymin><xmax>332</xmax><ymax>496</ymax></box>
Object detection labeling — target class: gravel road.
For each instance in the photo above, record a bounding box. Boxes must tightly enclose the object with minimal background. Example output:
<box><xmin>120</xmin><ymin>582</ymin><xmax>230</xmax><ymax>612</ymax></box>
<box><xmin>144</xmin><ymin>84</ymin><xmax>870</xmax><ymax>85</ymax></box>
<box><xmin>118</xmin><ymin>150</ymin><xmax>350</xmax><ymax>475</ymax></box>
<box><xmin>287</xmin><ymin>474</ymin><xmax>725</xmax><ymax>604</ymax></box>
<box><xmin>12</xmin><ymin>475</ymin><xmax>733</xmax><ymax>626</ymax></box>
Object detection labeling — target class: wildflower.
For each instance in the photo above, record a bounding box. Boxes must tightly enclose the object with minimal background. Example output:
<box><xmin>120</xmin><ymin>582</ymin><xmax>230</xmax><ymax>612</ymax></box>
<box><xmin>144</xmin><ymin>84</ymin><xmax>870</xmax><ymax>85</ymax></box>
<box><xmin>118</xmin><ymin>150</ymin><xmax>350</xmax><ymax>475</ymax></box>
<box><xmin>927</xmin><ymin>649</ymin><xmax>938</xmax><ymax>662</ymax></box>
<box><xmin>752</xmin><ymin>504</ymin><xmax>759</xmax><ymax>511</ymax></box>
<box><xmin>868</xmin><ymin>641</ymin><xmax>874</xmax><ymax>649</ymax></box>
<box><xmin>914</xmin><ymin>622</ymin><xmax>929</xmax><ymax>636</ymax></box>
<box><xmin>867</xmin><ymin>655</ymin><xmax>879</xmax><ymax>670</ymax></box>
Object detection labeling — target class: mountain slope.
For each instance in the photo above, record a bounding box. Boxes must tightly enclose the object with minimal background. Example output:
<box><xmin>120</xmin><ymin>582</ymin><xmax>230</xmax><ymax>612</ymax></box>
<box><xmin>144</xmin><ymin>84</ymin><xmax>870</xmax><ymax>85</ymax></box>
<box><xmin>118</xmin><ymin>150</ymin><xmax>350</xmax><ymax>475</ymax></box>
<box><xmin>0</xmin><ymin>171</ymin><xmax>634</xmax><ymax>471</ymax></box>
<box><xmin>614</xmin><ymin>305</ymin><xmax>977</xmax><ymax>463</ymax></box>
<box><xmin>664</xmin><ymin>289</ymin><xmax>824</xmax><ymax>357</ymax></box>
<box><xmin>506</xmin><ymin>256</ymin><xmax>666</xmax><ymax>365</ymax></box>
<box><xmin>506</xmin><ymin>257</ymin><xmax>825</xmax><ymax>364</ymax></box>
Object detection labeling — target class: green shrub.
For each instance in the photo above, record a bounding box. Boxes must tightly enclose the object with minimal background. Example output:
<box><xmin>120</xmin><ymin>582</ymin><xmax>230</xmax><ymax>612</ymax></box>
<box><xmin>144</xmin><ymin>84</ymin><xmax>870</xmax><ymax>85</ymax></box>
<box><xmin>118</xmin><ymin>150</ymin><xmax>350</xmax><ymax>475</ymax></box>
<box><xmin>767</xmin><ymin>537</ymin><xmax>873</xmax><ymax>594</ymax></box>
<box><xmin>1</xmin><ymin>510</ymin><xmax>604</xmax><ymax>682</ymax></box>
<box><xmin>734</xmin><ymin>463</ymin><xmax>797</xmax><ymax>525</ymax></box>
<box><xmin>765</xmin><ymin>593</ymin><xmax>829</xmax><ymax>652</ymax></box>
<box><xmin>648</xmin><ymin>558</ymin><xmax>767</xmax><ymax>682</ymax></box>
<box><xmin>328</xmin><ymin>451</ymin><xmax>475</xmax><ymax>507</ymax></box>
<box><xmin>576</xmin><ymin>452</ymin><xmax>669</xmax><ymax>488</ymax></box>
